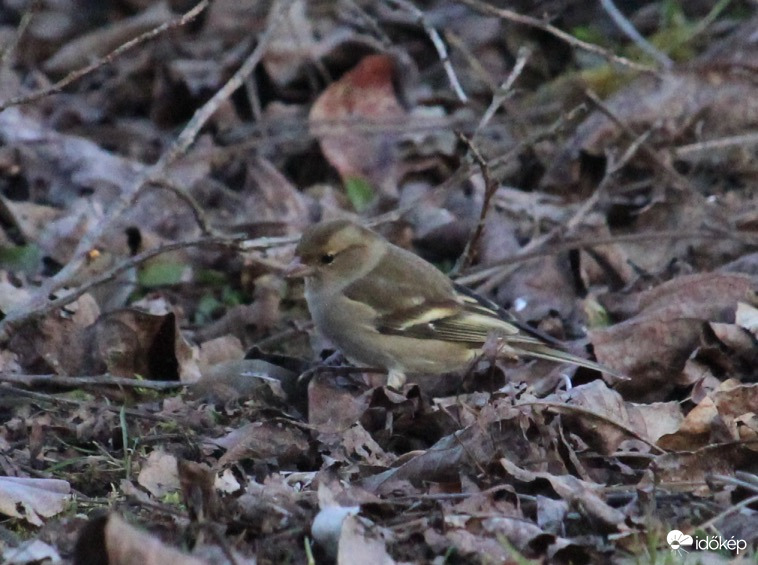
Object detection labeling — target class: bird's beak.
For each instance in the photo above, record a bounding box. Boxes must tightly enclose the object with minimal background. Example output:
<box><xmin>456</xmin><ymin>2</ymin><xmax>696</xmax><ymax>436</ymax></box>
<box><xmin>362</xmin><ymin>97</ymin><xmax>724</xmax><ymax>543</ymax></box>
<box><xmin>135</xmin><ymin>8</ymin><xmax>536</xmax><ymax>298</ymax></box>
<box><xmin>284</xmin><ymin>256</ymin><xmax>314</xmax><ymax>278</ymax></box>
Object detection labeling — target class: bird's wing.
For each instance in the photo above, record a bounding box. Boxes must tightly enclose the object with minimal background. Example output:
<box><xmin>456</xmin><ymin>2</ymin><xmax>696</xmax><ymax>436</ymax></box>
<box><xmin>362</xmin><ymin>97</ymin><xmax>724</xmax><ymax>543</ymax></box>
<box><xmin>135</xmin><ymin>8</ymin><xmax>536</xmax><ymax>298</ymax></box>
<box><xmin>376</xmin><ymin>282</ymin><xmax>615</xmax><ymax>375</ymax></box>
<box><xmin>375</xmin><ymin>288</ymin><xmax>544</xmax><ymax>346</ymax></box>
<box><xmin>342</xmin><ymin>245</ymin><xmax>457</xmax><ymax>315</ymax></box>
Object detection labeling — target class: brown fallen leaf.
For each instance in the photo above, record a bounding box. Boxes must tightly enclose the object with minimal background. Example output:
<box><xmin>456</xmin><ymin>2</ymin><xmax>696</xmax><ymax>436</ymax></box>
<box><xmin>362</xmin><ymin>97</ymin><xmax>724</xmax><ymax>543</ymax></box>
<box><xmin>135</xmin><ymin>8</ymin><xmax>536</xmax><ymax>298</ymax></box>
<box><xmin>262</xmin><ymin>0</ymin><xmax>316</xmax><ymax>87</ymax></box>
<box><xmin>592</xmin><ymin>273</ymin><xmax>757</xmax><ymax>400</ymax></box>
<box><xmin>500</xmin><ymin>457</ymin><xmax>626</xmax><ymax>531</ymax></box>
<box><xmin>9</xmin><ymin>293</ymin><xmax>100</xmax><ymax>375</ymax></box>
<box><xmin>643</xmin><ymin>444</ymin><xmax>752</xmax><ymax>490</ymax></box>
<box><xmin>307</xmin><ymin>372</ymin><xmax>374</xmax><ymax>434</ymax></box>
<box><xmin>337</xmin><ymin>514</ymin><xmax>395</xmax><ymax>565</ymax></box>
<box><xmin>137</xmin><ymin>450</ymin><xmax>179</xmax><ymax>498</ymax></box>
<box><xmin>309</xmin><ymin>54</ymin><xmax>408</xmax><ymax>201</ymax></box>
<box><xmin>103</xmin><ymin>513</ymin><xmax>206</xmax><ymax>565</ymax></box>
<box><xmin>189</xmin><ymin>359</ymin><xmax>296</xmax><ymax>405</ymax></box>
<box><xmin>177</xmin><ymin>460</ymin><xmax>221</xmax><ymax>524</ymax></box>
<box><xmin>213</xmin><ymin>420</ymin><xmax>311</xmax><ymax>468</ymax></box>
<box><xmin>599</xmin><ymin>273</ymin><xmax>755</xmax><ymax>322</ymax></box>
<box><xmin>0</xmin><ymin>477</ymin><xmax>70</xmax><ymax>527</ymax></box>
<box><xmin>656</xmin><ymin>396</ymin><xmax>727</xmax><ymax>451</ymax></box>
<box><xmin>360</xmin><ymin>403</ymin><xmax>533</xmax><ymax>493</ymax></box>
<box><xmin>546</xmin><ymin>380</ymin><xmax>682</xmax><ymax>454</ymax></box>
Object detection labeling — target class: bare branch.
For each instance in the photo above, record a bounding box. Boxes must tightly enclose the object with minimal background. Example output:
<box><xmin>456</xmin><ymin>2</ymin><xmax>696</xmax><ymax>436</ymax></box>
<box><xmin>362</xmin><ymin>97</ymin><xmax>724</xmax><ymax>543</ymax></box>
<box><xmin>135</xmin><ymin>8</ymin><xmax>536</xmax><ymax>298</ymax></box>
<box><xmin>0</xmin><ymin>372</ymin><xmax>186</xmax><ymax>391</ymax></box>
<box><xmin>476</xmin><ymin>46</ymin><xmax>531</xmax><ymax>135</ymax></box>
<box><xmin>0</xmin><ymin>0</ymin><xmax>295</xmax><ymax>341</ymax></box>
<box><xmin>387</xmin><ymin>0</ymin><xmax>468</xmax><ymax>102</ymax></box>
<box><xmin>456</xmin><ymin>0</ymin><xmax>658</xmax><ymax>74</ymax></box>
<box><xmin>600</xmin><ymin>0</ymin><xmax>673</xmax><ymax>69</ymax></box>
<box><xmin>0</xmin><ymin>0</ymin><xmax>210</xmax><ymax>112</ymax></box>
<box><xmin>0</xmin><ymin>0</ymin><xmax>40</xmax><ymax>73</ymax></box>
<box><xmin>451</xmin><ymin>134</ymin><xmax>497</xmax><ymax>275</ymax></box>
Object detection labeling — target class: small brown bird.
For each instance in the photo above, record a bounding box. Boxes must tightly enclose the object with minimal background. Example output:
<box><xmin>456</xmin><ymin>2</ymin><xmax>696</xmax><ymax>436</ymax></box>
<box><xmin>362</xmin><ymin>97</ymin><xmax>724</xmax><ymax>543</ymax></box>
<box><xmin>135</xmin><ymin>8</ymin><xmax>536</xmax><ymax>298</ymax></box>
<box><xmin>286</xmin><ymin>219</ymin><xmax>611</xmax><ymax>388</ymax></box>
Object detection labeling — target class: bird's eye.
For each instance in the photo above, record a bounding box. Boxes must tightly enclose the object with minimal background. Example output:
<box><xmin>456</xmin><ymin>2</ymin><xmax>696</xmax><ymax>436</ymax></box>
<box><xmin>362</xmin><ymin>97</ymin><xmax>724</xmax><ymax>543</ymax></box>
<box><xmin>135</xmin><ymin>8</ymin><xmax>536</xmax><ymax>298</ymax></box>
<box><xmin>320</xmin><ymin>253</ymin><xmax>335</xmax><ymax>265</ymax></box>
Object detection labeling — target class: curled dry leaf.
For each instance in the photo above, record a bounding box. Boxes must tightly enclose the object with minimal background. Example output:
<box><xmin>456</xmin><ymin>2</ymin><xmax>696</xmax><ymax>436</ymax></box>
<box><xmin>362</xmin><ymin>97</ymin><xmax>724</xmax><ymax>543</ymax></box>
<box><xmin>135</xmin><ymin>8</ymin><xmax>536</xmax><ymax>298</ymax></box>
<box><xmin>336</xmin><ymin>514</ymin><xmax>394</xmax><ymax>565</ymax></box>
<box><xmin>2</xmin><ymin>539</ymin><xmax>61</xmax><ymax>564</ymax></box>
<box><xmin>592</xmin><ymin>273</ymin><xmax>757</xmax><ymax>400</ymax></box>
<box><xmin>136</xmin><ymin>450</ymin><xmax>179</xmax><ymax>498</ymax></box>
<box><xmin>426</xmin><ymin>527</ymin><xmax>510</xmax><ymax>563</ymax></box>
<box><xmin>0</xmin><ymin>197</ymin><xmax>63</xmax><ymax>244</ymax></box>
<box><xmin>190</xmin><ymin>359</ymin><xmax>296</xmax><ymax>405</ymax></box>
<box><xmin>495</xmin><ymin>252</ymin><xmax>579</xmax><ymax>323</ymax></box>
<box><xmin>736</xmin><ymin>301</ymin><xmax>758</xmax><ymax>337</ymax></box>
<box><xmin>657</xmin><ymin>381</ymin><xmax>758</xmax><ymax>451</ymax></box>
<box><xmin>307</xmin><ymin>372</ymin><xmax>374</xmax><ymax>433</ymax></box>
<box><xmin>213</xmin><ymin>421</ymin><xmax>311</xmax><ymax>468</ymax></box>
<box><xmin>196</xmin><ymin>335</ymin><xmax>245</xmax><ymax>370</ymax></box>
<box><xmin>0</xmin><ymin>477</ymin><xmax>70</xmax><ymax>527</ymax></box>
<box><xmin>550</xmin><ymin>380</ymin><xmax>682</xmax><ymax>454</ymax></box>
<box><xmin>177</xmin><ymin>460</ymin><xmax>221</xmax><ymax>524</ymax></box>
<box><xmin>599</xmin><ymin>273</ymin><xmax>755</xmax><ymax>321</ymax></box>
<box><xmin>244</xmin><ymin>158</ymin><xmax>310</xmax><ymax>229</ymax></box>
<box><xmin>0</xmin><ymin>108</ymin><xmax>144</xmax><ymax>209</ymax></box>
<box><xmin>656</xmin><ymin>396</ymin><xmax>725</xmax><ymax>451</ymax></box>
<box><xmin>708</xmin><ymin>320</ymin><xmax>758</xmax><ymax>375</ymax></box>
<box><xmin>103</xmin><ymin>513</ymin><xmax>206</xmax><ymax>565</ymax></box>
<box><xmin>500</xmin><ymin>458</ymin><xmax>626</xmax><ymax>531</ymax></box>
<box><xmin>86</xmin><ymin>308</ymin><xmax>196</xmax><ymax>381</ymax></box>
<box><xmin>341</xmin><ymin>423</ymin><xmax>396</xmax><ymax>467</ymax></box>
<box><xmin>311</xmin><ymin>505</ymin><xmax>360</xmax><ymax>559</ymax></box>
<box><xmin>644</xmin><ymin>444</ymin><xmax>753</xmax><ymax>489</ymax></box>
<box><xmin>360</xmin><ymin>404</ymin><xmax>533</xmax><ymax>493</ymax></box>
<box><xmin>9</xmin><ymin>293</ymin><xmax>100</xmax><ymax>375</ymax></box>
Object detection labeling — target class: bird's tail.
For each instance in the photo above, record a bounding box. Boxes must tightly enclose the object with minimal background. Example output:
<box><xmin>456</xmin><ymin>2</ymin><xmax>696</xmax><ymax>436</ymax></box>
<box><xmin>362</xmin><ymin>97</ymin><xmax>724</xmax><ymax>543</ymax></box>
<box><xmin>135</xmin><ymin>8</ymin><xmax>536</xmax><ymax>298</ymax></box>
<box><xmin>513</xmin><ymin>342</ymin><xmax>625</xmax><ymax>379</ymax></box>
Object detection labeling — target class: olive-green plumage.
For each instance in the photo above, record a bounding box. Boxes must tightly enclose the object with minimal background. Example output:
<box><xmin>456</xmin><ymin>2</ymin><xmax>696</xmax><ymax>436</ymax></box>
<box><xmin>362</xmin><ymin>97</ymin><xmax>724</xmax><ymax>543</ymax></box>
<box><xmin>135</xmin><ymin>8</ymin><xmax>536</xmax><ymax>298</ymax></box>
<box><xmin>287</xmin><ymin>219</ymin><xmax>611</xmax><ymax>387</ymax></box>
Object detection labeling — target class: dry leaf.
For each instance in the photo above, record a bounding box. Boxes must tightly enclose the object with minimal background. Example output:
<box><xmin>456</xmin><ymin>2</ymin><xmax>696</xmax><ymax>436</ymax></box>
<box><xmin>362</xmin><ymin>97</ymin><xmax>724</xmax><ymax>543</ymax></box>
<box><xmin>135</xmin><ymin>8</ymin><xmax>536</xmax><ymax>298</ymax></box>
<box><xmin>0</xmin><ymin>477</ymin><xmax>70</xmax><ymax>527</ymax></box>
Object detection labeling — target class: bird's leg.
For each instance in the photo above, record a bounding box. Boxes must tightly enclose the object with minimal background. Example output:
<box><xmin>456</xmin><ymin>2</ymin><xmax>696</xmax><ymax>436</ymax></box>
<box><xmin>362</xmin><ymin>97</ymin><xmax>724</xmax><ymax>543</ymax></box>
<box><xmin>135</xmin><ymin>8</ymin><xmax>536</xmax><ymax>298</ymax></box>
<box><xmin>322</xmin><ymin>350</ymin><xmax>345</xmax><ymax>366</ymax></box>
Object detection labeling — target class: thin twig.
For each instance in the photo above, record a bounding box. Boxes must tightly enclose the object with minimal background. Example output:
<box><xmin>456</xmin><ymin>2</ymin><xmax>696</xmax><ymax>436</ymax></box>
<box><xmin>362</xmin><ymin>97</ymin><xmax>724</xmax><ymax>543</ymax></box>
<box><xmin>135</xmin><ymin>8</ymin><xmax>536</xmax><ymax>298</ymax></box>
<box><xmin>148</xmin><ymin>178</ymin><xmax>216</xmax><ymax>236</ymax></box>
<box><xmin>583</xmin><ymin>88</ymin><xmax>696</xmax><ymax>194</ymax></box>
<box><xmin>681</xmin><ymin>0</ymin><xmax>734</xmax><ymax>46</ymax></box>
<box><xmin>0</xmin><ymin>372</ymin><xmax>187</xmax><ymax>390</ymax></box>
<box><xmin>341</xmin><ymin>0</ymin><xmax>394</xmax><ymax>48</ymax></box>
<box><xmin>457</xmin><ymin>0</ymin><xmax>658</xmax><ymax>74</ymax></box>
<box><xmin>476</xmin><ymin>46</ymin><xmax>531</xmax><ymax>135</ymax></box>
<box><xmin>0</xmin><ymin>0</ymin><xmax>210</xmax><ymax>112</ymax></box>
<box><xmin>673</xmin><ymin>132</ymin><xmax>758</xmax><ymax>158</ymax></box>
<box><xmin>0</xmin><ymin>385</ymin><xmax>174</xmax><ymax>421</ymax></box>
<box><xmin>0</xmin><ymin>230</ymin><xmax>301</xmax><ymax>337</ymax></box>
<box><xmin>0</xmin><ymin>0</ymin><xmax>294</xmax><ymax>341</ymax></box>
<box><xmin>386</xmin><ymin>0</ymin><xmax>468</xmax><ymax>102</ymax></box>
<box><xmin>455</xmin><ymin>228</ymin><xmax>741</xmax><ymax>286</ymax></box>
<box><xmin>600</xmin><ymin>0</ymin><xmax>673</xmax><ymax>69</ymax></box>
<box><xmin>151</xmin><ymin>0</ymin><xmax>294</xmax><ymax>177</ymax></box>
<box><xmin>451</xmin><ymin>134</ymin><xmax>497</xmax><ymax>275</ymax></box>
<box><xmin>0</xmin><ymin>0</ymin><xmax>40</xmax><ymax>72</ymax></box>
<box><xmin>0</xmin><ymin>235</ymin><xmax>236</xmax><ymax>336</ymax></box>
<box><xmin>443</xmin><ymin>29</ymin><xmax>497</xmax><ymax>90</ymax></box>
<box><xmin>474</xmin><ymin>179</ymin><xmax>607</xmax><ymax>295</ymax></box>
<box><xmin>697</xmin><ymin>491</ymin><xmax>758</xmax><ymax>532</ymax></box>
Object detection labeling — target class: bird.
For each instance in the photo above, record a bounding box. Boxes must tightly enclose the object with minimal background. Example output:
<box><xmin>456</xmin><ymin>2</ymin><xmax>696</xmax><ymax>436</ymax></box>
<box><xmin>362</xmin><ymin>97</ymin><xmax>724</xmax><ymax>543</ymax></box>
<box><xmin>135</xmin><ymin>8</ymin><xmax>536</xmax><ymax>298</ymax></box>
<box><xmin>285</xmin><ymin>219</ymin><xmax>613</xmax><ymax>388</ymax></box>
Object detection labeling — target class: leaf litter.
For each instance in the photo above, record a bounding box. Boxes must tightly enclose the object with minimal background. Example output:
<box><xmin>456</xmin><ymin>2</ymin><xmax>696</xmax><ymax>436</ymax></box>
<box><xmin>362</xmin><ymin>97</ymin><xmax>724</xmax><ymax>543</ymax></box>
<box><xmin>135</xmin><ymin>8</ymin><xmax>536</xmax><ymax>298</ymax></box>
<box><xmin>1</xmin><ymin>1</ymin><xmax>758</xmax><ymax>563</ymax></box>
